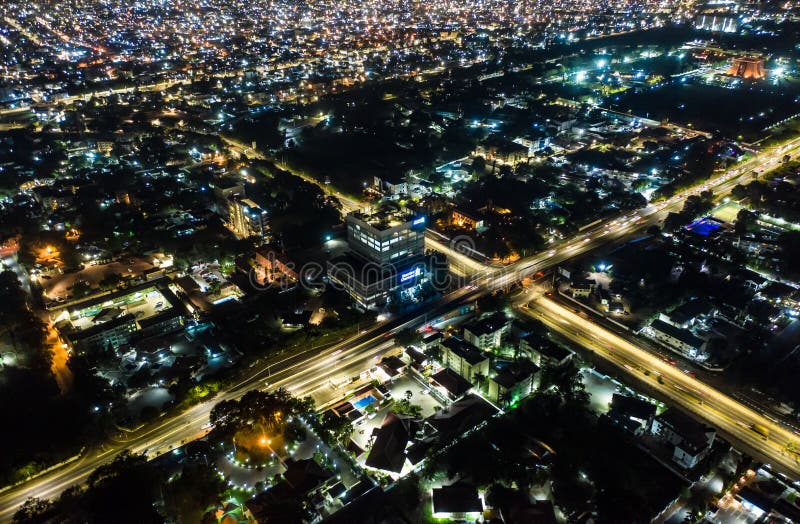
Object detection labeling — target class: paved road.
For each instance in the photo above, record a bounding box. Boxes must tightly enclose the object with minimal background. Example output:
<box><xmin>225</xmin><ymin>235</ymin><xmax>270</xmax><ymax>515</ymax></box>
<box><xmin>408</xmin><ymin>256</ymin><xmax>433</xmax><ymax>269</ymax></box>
<box><xmin>1</xmin><ymin>132</ymin><xmax>799</xmax><ymax>520</ymax></box>
<box><xmin>220</xmin><ymin>136</ymin><xmax>364</xmax><ymax>214</ymax></box>
<box><xmin>519</xmin><ymin>293</ymin><xmax>800</xmax><ymax>478</ymax></box>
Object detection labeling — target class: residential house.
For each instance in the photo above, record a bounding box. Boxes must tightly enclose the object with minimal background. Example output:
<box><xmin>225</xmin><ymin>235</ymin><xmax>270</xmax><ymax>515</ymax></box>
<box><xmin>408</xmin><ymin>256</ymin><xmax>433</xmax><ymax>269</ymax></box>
<box><xmin>430</xmin><ymin>367</ymin><xmax>474</xmax><ymax>402</ymax></box>
<box><xmin>364</xmin><ymin>411</ymin><xmax>419</xmax><ymax>476</ymax></box>
<box><xmin>440</xmin><ymin>337</ymin><xmax>490</xmax><ymax>383</ymax></box>
<box><xmin>463</xmin><ymin>311</ymin><xmax>510</xmax><ymax>351</ymax></box>
<box><xmin>651</xmin><ymin>409</ymin><xmax>716</xmax><ymax>469</ymax></box>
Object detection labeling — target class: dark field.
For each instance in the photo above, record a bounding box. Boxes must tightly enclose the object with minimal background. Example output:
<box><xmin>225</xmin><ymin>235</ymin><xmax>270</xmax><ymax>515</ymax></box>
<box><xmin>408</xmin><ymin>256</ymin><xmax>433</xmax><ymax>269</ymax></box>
<box><xmin>609</xmin><ymin>80</ymin><xmax>800</xmax><ymax>140</ymax></box>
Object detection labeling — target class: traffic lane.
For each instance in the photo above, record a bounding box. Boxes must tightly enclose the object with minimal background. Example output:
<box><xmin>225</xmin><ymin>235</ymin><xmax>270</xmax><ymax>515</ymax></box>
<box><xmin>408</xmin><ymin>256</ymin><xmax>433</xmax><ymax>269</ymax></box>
<box><xmin>522</xmin><ymin>297</ymin><xmax>800</xmax><ymax>477</ymax></box>
<box><xmin>0</xmin><ymin>286</ymin><xmax>484</xmax><ymax>516</ymax></box>
<box><xmin>520</xmin><ymin>303</ymin><xmax>794</xmax><ymax>473</ymax></box>
<box><xmin>3</xmin><ymin>134</ymin><xmax>799</xmax><ymax>517</ymax></box>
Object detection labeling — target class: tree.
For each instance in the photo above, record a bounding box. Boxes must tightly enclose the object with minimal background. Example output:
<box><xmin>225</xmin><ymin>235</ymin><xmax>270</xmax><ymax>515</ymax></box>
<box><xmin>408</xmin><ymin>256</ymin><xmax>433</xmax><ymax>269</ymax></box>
<box><xmin>387</xmin><ymin>473</ymin><xmax>422</xmax><ymax>516</ymax></box>
<box><xmin>34</xmin><ymin>451</ymin><xmax>165</xmax><ymax>523</ymax></box>
<box><xmin>540</xmin><ymin>361</ymin><xmax>589</xmax><ymax>405</ymax></box>
<box><xmin>472</xmin><ymin>372</ymin><xmax>487</xmax><ymax>392</ymax></box>
<box><xmin>98</xmin><ymin>272</ymin><xmax>123</xmax><ymax>291</ymax></box>
<box><xmin>471</xmin><ymin>156</ymin><xmax>487</xmax><ymax>175</ymax></box>
<box><xmin>393</xmin><ymin>328</ymin><xmax>420</xmax><ymax>348</ymax></box>
<box><xmin>320</xmin><ymin>410</ymin><xmax>353</xmax><ymax>446</ymax></box>
<box><xmin>163</xmin><ymin>464</ymin><xmax>225</xmax><ymax>524</ymax></box>
<box><xmin>209</xmin><ymin>388</ymin><xmax>314</xmax><ymax>442</ymax></box>
<box><xmin>0</xmin><ymin>271</ymin><xmax>47</xmax><ymax>364</ymax></box>
<box><xmin>13</xmin><ymin>498</ymin><xmax>54</xmax><ymax>524</ymax></box>
<box><xmin>393</xmin><ymin>399</ymin><xmax>422</xmax><ymax>418</ymax></box>
<box><xmin>476</xmin><ymin>292</ymin><xmax>509</xmax><ymax>313</ymax></box>
<box><xmin>70</xmin><ymin>279</ymin><xmax>93</xmax><ymax>298</ymax></box>
<box><xmin>424</xmin><ymin>344</ymin><xmax>442</xmax><ymax>364</ymax></box>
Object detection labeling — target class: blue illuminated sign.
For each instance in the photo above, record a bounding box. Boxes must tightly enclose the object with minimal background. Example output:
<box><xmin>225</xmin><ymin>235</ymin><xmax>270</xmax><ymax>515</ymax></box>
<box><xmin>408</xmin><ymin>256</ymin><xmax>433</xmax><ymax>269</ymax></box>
<box><xmin>400</xmin><ymin>267</ymin><xmax>422</xmax><ymax>282</ymax></box>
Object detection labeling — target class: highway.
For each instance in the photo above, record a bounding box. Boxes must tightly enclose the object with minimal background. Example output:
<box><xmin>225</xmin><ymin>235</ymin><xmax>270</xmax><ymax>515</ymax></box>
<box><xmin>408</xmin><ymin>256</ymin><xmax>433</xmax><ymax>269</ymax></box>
<box><xmin>518</xmin><ymin>292</ymin><xmax>800</xmax><ymax>477</ymax></box>
<box><xmin>0</xmin><ymin>283</ymin><xmax>483</xmax><ymax>521</ymax></box>
<box><xmin>1</xmin><ymin>131</ymin><xmax>799</xmax><ymax>519</ymax></box>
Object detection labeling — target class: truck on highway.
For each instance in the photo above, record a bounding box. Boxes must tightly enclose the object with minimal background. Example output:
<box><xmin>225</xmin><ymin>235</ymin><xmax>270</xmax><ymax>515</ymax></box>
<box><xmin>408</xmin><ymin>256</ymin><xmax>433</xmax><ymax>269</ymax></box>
<box><xmin>750</xmin><ymin>423</ymin><xmax>770</xmax><ymax>440</ymax></box>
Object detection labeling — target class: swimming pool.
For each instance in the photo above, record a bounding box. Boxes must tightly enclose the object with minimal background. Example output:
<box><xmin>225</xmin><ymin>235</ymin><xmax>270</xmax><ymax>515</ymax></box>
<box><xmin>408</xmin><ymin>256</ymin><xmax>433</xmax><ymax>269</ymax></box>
<box><xmin>493</xmin><ymin>360</ymin><xmax>514</xmax><ymax>370</ymax></box>
<box><xmin>352</xmin><ymin>394</ymin><xmax>377</xmax><ymax>410</ymax></box>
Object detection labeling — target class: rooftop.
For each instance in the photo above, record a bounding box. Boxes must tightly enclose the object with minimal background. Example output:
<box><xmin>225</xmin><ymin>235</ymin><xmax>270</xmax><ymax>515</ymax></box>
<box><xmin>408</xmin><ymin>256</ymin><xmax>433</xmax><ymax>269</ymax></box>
<box><xmin>364</xmin><ymin>411</ymin><xmax>418</xmax><ymax>474</ymax></box>
<box><xmin>347</xmin><ymin>207</ymin><xmax>424</xmax><ymax>231</ymax></box>
<box><xmin>464</xmin><ymin>311</ymin><xmax>509</xmax><ymax>337</ymax></box>
<box><xmin>651</xmin><ymin>319</ymin><xmax>704</xmax><ymax>349</ymax></box>
<box><xmin>432</xmin><ymin>484</ymin><xmax>483</xmax><ymax>515</ymax></box>
<box><xmin>430</xmin><ymin>367</ymin><xmax>474</xmax><ymax>398</ymax></box>
<box><xmin>441</xmin><ymin>337</ymin><xmax>488</xmax><ymax>366</ymax></box>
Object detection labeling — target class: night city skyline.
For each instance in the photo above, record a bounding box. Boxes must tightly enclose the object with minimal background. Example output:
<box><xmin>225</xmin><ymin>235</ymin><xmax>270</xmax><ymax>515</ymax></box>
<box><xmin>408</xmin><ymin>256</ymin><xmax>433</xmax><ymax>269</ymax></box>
<box><xmin>2</xmin><ymin>1</ymin><xmax>800</xmax><ymax>523</ymax></box>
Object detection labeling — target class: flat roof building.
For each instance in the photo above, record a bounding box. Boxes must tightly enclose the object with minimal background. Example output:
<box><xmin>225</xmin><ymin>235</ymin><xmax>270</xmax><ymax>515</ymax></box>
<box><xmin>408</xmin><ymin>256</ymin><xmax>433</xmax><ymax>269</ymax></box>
<box><xmin>440</xmin><ymin>336</ymin><xmax>490</xmax><ymax>384</ymax></box>
<box><xmin>463</xmin><ymin>311</ymin><xmax>510</xmax><ymax>350</ymax></box>
<box><xmin>328</xmin><ymin>208</ymin><xmax>430</xmax><ymax>309</ymax></box>
<box><xmin>346</xmin><ymin>209</ymin><xmax>426</xmax><ymax>265</ymax></box>
<box><xmin>57</xmin><ymin>278</ymin><xmax>184</xmax><ymax>353</ymax></box>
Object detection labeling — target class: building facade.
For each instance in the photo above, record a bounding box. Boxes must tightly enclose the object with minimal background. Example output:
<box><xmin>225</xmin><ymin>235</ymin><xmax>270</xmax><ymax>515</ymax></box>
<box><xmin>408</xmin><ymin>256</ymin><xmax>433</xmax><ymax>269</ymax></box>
<box><xmin>440</xmin><ymin>337</ymin><xmax>490</xmax><ymax>383</ymax></box>
<box><xmin>648</xmin><ymin>319</ymin><xmax>705</xmax><ymax>358</ymax></box>
<box><xmin>463</xmin><ymin>312</ymin><xmax>509</xmax><ymax>351</ymax></box>
<box><xmin>228</xmin><ymin>195</ymin><xmax>269</xmax><ymax>240</ymax></box>
<box><xmin>345</xmin><ymin>211</ymin><xmax>426</xmax><ymax>265</ymax></box>
<box><xmin>327</xmin><ymin>209</ymin><xmax>429</xmax><ymax>308</ymax></box>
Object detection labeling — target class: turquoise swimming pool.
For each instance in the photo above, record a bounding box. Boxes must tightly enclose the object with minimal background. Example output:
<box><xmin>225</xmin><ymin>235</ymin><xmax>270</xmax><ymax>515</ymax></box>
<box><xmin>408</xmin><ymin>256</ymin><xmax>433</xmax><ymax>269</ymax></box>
<box><xmin>352</xmin><ymin>394</ymin><xmax>377</xmax><ymax>410</ymax></box>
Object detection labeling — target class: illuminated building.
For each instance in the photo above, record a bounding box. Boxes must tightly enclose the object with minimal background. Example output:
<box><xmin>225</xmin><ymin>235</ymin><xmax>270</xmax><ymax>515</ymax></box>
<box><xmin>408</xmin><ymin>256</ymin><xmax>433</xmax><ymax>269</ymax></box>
<box><xmin>345</xmin><ymin>210</ymin><xmax>426</xmax><ymax>265</ymax></box>
<box><xmin>694</xmin><ymin>14</ymin><xmax>738</xmax><ymax>33</ymax></box>
<box><xmin>726</xmin><ymin>56</ymin><xmax>766</xmax><ymax>80</ymax></box>
<box><xmin>56</xmin><ymin>278</ymin><xmax>184</xmax><ymax>353</ymax></box>
<box><xmin>450</xmin><ymin>208</ymin><xmax>485</xmax><ymax>231</ymax></box>
<box><xmin>253</xmin><ymin>244</ymin><xmax>298</xmax><ymax>284</ymax></box>
<box><xmin>227</xmin><ymin>195</ymin><xmax>269</xmax><ymax>240</ymax></box>
<box><xmin>328</xmin><ymin>209</ymin><xmax>429</xmax><ymax>308</ymax></box>
<box><xmin>474</xmin><ymin>137</ymin><xmax>529</xmax><ymax>166</ymax></box>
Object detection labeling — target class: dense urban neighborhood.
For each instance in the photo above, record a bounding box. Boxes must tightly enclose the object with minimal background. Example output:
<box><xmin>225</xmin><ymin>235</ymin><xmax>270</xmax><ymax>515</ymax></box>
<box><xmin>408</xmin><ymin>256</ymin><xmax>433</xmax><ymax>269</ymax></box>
<box><xmin>3</xmin><ymin>0</ymin><xmax>800</xmax><ymax>522</ymax></box>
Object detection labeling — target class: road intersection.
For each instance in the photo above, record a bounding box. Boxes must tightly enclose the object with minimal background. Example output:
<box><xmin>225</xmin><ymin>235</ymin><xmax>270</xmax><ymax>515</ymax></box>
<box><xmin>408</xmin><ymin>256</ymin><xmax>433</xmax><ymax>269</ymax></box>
<box><xmin>1</xmin><ymin>135</ymin><xmax>800</xmax><ymax>520</ymax></box>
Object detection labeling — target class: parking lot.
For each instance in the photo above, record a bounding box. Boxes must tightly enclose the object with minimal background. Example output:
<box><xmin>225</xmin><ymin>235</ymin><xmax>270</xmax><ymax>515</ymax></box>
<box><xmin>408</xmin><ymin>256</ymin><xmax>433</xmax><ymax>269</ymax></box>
<box><xmin>40</xmin><ymin>256</ymin><xmax>157</xmax><ymax>301</ymax></box>
<box><xmin>384</xmin><ymin>374</ymin><xmax>442</xmax><ymax>417</ymax></box>
<box><xmin>350</xmin><ymin>372</ymin><xmax>446</xmax><ymax>457</ymax></box>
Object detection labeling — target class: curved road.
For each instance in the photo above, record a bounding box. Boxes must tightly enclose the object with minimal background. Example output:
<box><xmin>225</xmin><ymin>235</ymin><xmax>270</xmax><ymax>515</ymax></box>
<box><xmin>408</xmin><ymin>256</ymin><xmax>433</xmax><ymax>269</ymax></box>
<box><xmin>1</xmin><ymin>134</ymin><xmax>799</xmax><ymax>520</ymax></box>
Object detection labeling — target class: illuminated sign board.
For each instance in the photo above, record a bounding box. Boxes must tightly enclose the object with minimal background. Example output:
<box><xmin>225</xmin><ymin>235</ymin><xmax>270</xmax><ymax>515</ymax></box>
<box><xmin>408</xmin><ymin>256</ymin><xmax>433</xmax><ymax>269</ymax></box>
<box><xmin>400</xmin><ymin>267</ymin><xmax>422</xmax><ymax>282</ymax></box>
<box><xmin>412</xmin><ymin>217</ymin><xmax>426</xmax><ymax>226</ymax></box>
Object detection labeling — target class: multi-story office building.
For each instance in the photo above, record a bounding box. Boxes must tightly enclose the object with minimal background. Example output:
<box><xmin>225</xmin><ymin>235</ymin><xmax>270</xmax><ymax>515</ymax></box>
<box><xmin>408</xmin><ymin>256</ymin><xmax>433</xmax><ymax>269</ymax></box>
<box><xmin>328</xmin><ymin>208</ymin><xmax>429</xmax><ymax>309</ymax></box>
<box><xmin>346</xmin><ymin>211</ymin><xmax>426</xmax><ymax>265</ymax></box>
<box><xmin>228</xmin><ymin>195</ymin><xmax>269</xmax><ymax>240</ymax></box>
